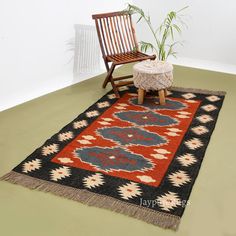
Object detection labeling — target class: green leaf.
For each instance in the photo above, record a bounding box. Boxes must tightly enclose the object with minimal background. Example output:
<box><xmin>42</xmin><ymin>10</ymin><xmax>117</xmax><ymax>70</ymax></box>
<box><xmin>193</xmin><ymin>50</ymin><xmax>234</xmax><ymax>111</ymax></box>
<box><xmin>177</xmin><ymin>6</ymin><xmax>189</xmax><ymax>13</ymax></box>
<box><xmin>139</xmin><ymin>41</ymin><xmax>154</xmax><ymax>53</ymax></box>
<box><xmin>137</xmin><ymin>16</ymin><xmax>143</xmax><ymax>23</ymax></box>
<box><xmin>173</xmin><ymin>24</ymin><xmax>181</xmax><ymax>33</ymax></box>
<box><xmin>170</xmin><ymin>27</ymin><xmax>174</xmax><ymax>40</ymax></box>
<box><xmin>123</xmin><ymin>3</ymin><xmax>188</xmax><ymax>61</ymax></box>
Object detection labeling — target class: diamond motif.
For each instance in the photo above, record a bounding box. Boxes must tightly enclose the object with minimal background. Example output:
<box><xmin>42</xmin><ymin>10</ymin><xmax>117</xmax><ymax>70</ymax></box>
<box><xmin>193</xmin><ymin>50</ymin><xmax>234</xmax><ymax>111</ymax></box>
<box><xmin>58</xmin><ymin>131</ymin><xmax>73</xmax><ymax>142</ymax></box>
<box><xmin>136</xmin><ymin>175</ymin><xmax>156</xmax><ymax>183</ymax></box>
<box><xmin>168</xmin><ymin>170</ymin><xmax>191</xmax><ymax>187</ymax></box>
<box><xmin>82</xmin><ymin>135</ymin><xmax>96</xmax><ymax>140</ymax></box>
<box><xmin>42</xmin><ymin>144</ymin><xmax>58</xmax><ymax>156</ymax></box>
<box><xmin>117</xmin><ymin>103</ymin><xmax>129</xmax><ymax>107</ymax></box>
<box><xmin>206</xmin><ymin>95</ymin><xmax>220</xmax><ymax>102</ymax></box>
<box><xmin>115</xmin><ymin>110</ymin><xmax>178</xmax><ymax>127</ymax></box>
<box><xmin>177</xmin><ymin>111</ymin><xmax>191</xmax><ymax>115</ymax></box>
<box><xmin>77</xmin><ymin>139</ymin><xmax>91</xmax><ymax>145</ymax></box>
<box><xmin>177</xmin><ymin>153</ymin><xmax>197</xmax><ymax>167</ymax></box>
<box><xmin>97</xmin><ymin>101</ymin><xmax>110</xmax><ymax>108</ymax></box>
<box><xmin>98</xmin><ymin>121</ymin><xmax>111</xmax><ymax>125</ymax></box>
<box><xmin>157</xmin><ymin>192</ymin><xmax>181</xmax><ymax>211</ymax></box>
<box><xmin>86</xmin><ymin>110</ymin><xmax>99</xmax><ymax>118</ymax></box>
<box><xmin>73</xmin><ymin>120</ymin><xmax>88</xmax><ymax>129</ymax></box>
<box><xmin>118</xmin><ymin>182</ymin><xmax>142</xmax><ymax>200</ymax></box>
<box><xmin>151</xmin><ymin>148</ymin><xmax>171</xmax><ymax>159</ymax></box>
<box><xmin>97</xmin><ymin>127</ymin><xmax>167</xmax><ymax>146</ymax></box>
<box><xmin>191</xmin><ymin>125</ymin><xmax>209</xmax><ymax>135</ymax></box>
<box><xmin>83</xmin><ymin>173</ymin><xmax>105</xmax><ymax>189</ymax></box>
<box><xmin>186</xmin><ymin>100</ymin><xmax>198</xmax><ymax>103</ymax></box>
<box><xmin>107</xmin><ymin>94</ymin><xmax>116</xmax><ymax>99</ymax></box>
<box><xmin>182</xmin><ymin>93</ymin><xmax>196</xmax><ymax>99</ymax></box>
<box><xmin>175</xmin><ymin>114</ymin><xmax>190</xmax><ymax>119</ymax></box>
<box><xmin>151</xmin><ymin>153</ymin><xmax>168</xmax><ymax>159</ymax></box>
<box><xmin>154</xmin><ymin>148</ymin><xmax>171</xmax><ymax>154</ymax></box>
<box><xmin>201</xmin><ymin>104</ymin><xmax>217</xmax><ymax>112</ymax></box>
<box><xmin>58</xmin><ymin>157</ymin><xmax>73</xmax><ymax>164</ymax></box>
<box><xmin>75</xmin><ymin>147</ymin><xmax>153</xmax><ymax>172</ymax></box>
<box><xmin>50</xmin><ymin>166</ymin><xmax>71</xmax><ymax>181</ymax></box>
<box><xmin>196</xmin><ymin>114</ymin><xmax>213</xmax><ymax>123</ymax></box>
<box><xmin>22</xmin><ymin>159</ymin><xmax>41</xmax><ymax>173</ymax></box>
<box><xmin>115</xmin><ymin>106</ymin><xmax>126</xmax><ymax>110</ymax></box>
<box><xmin>165</xmin><ymin>132</ymin><xmax>180</xmax><ymax>137</ymax></box>
<box><xmin>167</xmin><ymin>128</ymin><xmax>182</xmax><ymax>133</ymax></box>
<box><xmin>185</xmin><ymin>138</ymin><xmax>203</xmax><ymax>150</ymax></box>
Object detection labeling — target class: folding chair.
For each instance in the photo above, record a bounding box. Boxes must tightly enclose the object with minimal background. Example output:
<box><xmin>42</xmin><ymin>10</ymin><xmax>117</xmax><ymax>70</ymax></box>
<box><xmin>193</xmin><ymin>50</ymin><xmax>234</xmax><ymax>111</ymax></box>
<box><xmin>92</xmin><ymin>11</ymin><xmax>156</xmax><ymax>97</ymax></box>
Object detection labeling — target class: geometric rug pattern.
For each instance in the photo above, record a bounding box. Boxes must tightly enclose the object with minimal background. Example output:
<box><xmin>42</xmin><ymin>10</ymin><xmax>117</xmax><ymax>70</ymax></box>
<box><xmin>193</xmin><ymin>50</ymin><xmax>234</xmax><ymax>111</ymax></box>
<box><xmin>0</xmin><ymin>86</ymin><xmax>225</xmax><ymax>230</ymax></box>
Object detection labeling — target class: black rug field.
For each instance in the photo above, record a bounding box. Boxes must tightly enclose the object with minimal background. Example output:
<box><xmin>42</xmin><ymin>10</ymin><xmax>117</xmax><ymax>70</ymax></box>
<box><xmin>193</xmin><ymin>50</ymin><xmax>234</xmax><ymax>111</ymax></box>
<box><xmin>1</xmin><ymin>86</ymin><xmax>225</xmax><ymax>230</ymax></box>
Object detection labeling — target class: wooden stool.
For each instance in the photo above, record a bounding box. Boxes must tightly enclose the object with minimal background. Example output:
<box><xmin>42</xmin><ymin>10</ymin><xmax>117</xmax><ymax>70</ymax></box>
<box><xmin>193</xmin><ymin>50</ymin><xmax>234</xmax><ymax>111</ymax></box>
<box><xmin>138</xmin><ymin>88</ymin><xmax>167</xmax><ymax>105</ymax></box>
<box><xmin>133</xmin><ymin>60</ymin><xmax>173</xmax><ymax>105</ymax></box>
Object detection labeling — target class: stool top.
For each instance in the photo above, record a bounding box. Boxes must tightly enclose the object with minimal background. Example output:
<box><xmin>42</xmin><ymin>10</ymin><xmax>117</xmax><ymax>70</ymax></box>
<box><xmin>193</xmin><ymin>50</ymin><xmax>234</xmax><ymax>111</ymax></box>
<box><xmin>133</xmin><ymin>59</ymin><xmax>173</xmax><ymax>75</ymax></box>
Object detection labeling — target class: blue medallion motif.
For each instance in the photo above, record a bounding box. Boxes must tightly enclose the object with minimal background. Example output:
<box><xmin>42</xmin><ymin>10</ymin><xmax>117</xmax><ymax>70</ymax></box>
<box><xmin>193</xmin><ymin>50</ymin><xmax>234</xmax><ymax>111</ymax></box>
<box><xmin>129</xmin><ymin>97</ymin><xmax>187</xmax><ymax>110</ymax></box>
<box><xmin>75</xmin><ymin>147</ymin><xmax>153</xmax><ymax>172</ymax></box>
<box><xmin>115</xmin><ymin>110</ymin><xmax>178</xmax><ymax>126</ymax></box>
<box><xmin>97</xmin><ymin>127</ymin><xmax>167</xmax><ymax>146</ymax></box>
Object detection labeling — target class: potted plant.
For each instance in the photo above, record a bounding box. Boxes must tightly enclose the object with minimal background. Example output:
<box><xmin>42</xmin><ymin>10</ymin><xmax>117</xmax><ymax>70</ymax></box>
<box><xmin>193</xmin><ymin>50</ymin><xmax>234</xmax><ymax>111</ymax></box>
<box><xmin>126</xmin><ymin>4</ymin><xmax>188</xmax><ymax>61</ymax></box>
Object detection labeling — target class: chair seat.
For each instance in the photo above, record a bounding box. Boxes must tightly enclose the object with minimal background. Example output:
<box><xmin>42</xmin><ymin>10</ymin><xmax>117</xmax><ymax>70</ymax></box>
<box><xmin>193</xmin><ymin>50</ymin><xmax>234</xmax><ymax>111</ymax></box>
<box><xmin>107</xmin><ymin>51</ymin><xmax>155</xmax><ymax>65</ymax></box>
<box><xmin>92</xmin><ymin>11</ymin><xmax>156</xmax><ymax>98</ymax></box>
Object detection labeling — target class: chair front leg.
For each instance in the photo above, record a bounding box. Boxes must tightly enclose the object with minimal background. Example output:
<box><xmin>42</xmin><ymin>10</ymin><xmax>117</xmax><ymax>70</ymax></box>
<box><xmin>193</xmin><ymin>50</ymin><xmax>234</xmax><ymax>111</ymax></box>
<box><xmin>102</xmin><ymin>63</ymin><xmax>120</xmax><ymax>98</ymax></box>
<box><xmin>102</xmin><ymin>63</ymin><xmax>115</xmax><ymax>88</ymax></box>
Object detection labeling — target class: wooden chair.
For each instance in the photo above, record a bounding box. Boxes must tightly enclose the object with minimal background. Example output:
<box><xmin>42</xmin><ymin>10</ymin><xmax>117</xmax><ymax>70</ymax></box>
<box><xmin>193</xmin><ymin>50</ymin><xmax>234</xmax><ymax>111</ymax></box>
<box><xmin>92</xmin><ymin>11</ymin><xmax>156</xmax><ymax>97</ymax></box>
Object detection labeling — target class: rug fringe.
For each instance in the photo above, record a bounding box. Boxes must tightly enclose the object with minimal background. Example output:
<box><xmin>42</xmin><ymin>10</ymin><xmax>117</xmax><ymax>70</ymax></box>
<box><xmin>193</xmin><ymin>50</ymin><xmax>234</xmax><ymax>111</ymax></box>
<box><xmin>171</xmin><ymin>86</ymin><xmax>226</xmax><ymax>96</ymax></box>
<box><xmin>1</xmin><ymin>171</ymin><xmax>180</xmax><ymax>230</ymax></box>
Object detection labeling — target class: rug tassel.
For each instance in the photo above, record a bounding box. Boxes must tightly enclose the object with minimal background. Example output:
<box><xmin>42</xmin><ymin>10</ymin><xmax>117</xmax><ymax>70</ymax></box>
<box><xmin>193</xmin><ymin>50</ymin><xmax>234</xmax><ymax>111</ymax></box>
<box><xmin>1</xmin><ymin>171</ymin><xmax>180</xmax><ymax>230</ymax></box>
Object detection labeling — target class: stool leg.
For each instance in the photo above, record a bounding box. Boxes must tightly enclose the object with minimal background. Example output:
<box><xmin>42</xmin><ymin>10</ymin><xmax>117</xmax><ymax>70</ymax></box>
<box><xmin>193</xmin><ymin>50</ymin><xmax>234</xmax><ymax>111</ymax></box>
<box><xmin>164</xmin><ymin>89</ymin><xmax>168</xmax><ymax>96</ymax></box>
<box><xmin>138</xmin><ymin>88</ymin><xmax>145</xmax><ymax>104</ymax></box>
<box><xmin>158</xmin><ymin>89</ymin><xmax>166</xmax><ymax>105</ymax></box>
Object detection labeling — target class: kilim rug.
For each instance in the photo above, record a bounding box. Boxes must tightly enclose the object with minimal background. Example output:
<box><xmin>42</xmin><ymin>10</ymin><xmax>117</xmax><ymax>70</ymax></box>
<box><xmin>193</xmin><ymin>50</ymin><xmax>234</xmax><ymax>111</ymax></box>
<box><xmin>1</xmin><ymin>86</ymin><xmax>225</xmax><ymax>230</ymax></box>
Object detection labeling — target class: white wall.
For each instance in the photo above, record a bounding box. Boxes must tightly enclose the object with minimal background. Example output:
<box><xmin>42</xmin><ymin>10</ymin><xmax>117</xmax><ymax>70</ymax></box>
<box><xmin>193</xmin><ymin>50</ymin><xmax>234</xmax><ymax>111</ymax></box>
<box><xmin>133</xmin><ymin>0</ymin><xmax>236</xmax><ymax>74</ymax></box>
<box><xmin>0</xmin><ymin>0</ymin><xmax>129</xmax><ymax>111</ymax></box>
<box><xmin>1</xmin><ymin>0</ymin><xmax>235</xmax><ymax>111</ymax></box>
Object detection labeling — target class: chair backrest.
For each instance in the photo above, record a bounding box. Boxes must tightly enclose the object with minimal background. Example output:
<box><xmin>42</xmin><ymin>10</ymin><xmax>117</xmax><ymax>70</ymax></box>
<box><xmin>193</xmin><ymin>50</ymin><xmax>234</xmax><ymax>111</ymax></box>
<box><xmin>92</xmin><ymin>11</ymin><xmax>138</xmax><ymax>58</ymax></box>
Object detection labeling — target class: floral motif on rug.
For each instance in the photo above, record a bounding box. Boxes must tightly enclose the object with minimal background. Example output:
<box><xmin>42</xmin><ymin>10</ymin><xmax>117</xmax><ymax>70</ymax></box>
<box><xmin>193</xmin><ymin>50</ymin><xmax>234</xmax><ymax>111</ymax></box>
<box><xmin>0</xmin><ymin>86</ymin><xmax>226</xmax><ymax>230</ymax></box>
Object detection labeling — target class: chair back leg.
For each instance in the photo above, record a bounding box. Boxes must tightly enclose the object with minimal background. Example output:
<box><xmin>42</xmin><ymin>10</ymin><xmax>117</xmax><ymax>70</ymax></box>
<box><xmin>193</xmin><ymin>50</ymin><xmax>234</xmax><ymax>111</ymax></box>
<box><xmin>92</xmin><ymin>11</ymin><xmax>156</xmax><ymax>98</ymax></box>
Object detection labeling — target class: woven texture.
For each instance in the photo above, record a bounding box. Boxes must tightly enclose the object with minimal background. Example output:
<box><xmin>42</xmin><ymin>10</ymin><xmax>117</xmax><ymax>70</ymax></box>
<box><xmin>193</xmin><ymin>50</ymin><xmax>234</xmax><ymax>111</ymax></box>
<box><xmin>0</xmin><ymin>85</ymin><xmax>226</xmax><ymax>231</ymax></box>
<box><xmin>133</xmin><ymin>60</ymin><xmax>173</xmax><ymax>91</ymax></box>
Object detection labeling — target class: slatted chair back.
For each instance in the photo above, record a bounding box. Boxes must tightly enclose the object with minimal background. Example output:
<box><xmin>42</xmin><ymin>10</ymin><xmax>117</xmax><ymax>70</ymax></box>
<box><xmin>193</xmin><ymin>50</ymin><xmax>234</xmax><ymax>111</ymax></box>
<box><xmin>92</xmin><ymin>11</ymin><xmax>138</xmax><ymax>59</ymax></box>
<box><xmin>92</xmin><ymin>11</ymin><xmax>155</xmax><ymax>98</ymax></box>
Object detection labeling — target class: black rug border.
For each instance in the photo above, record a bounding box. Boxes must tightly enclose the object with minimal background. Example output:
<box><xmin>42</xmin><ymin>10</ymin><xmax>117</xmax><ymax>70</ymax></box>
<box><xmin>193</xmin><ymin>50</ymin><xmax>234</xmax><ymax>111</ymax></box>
<box><xmin>1</xmin><ymin>85</ymin><xmax>226</xmax><ymax>221</ymax></box>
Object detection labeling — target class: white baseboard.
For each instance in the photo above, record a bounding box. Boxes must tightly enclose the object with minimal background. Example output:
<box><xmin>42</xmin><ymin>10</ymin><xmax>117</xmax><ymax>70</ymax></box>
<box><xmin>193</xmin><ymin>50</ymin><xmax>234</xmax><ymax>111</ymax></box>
<box><xmin>169</xmin><ymin>57</ymin><xmax>236</xmax><ymax>75</ymax></box>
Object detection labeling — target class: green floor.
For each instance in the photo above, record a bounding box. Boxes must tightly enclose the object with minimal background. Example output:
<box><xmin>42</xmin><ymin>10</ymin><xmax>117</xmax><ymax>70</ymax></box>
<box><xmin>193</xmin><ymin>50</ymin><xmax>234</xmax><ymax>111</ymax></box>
<box><xmin>0</xmin><ymin>64</ymin><xmax>236</xmax><ymax>236</ymax></box>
